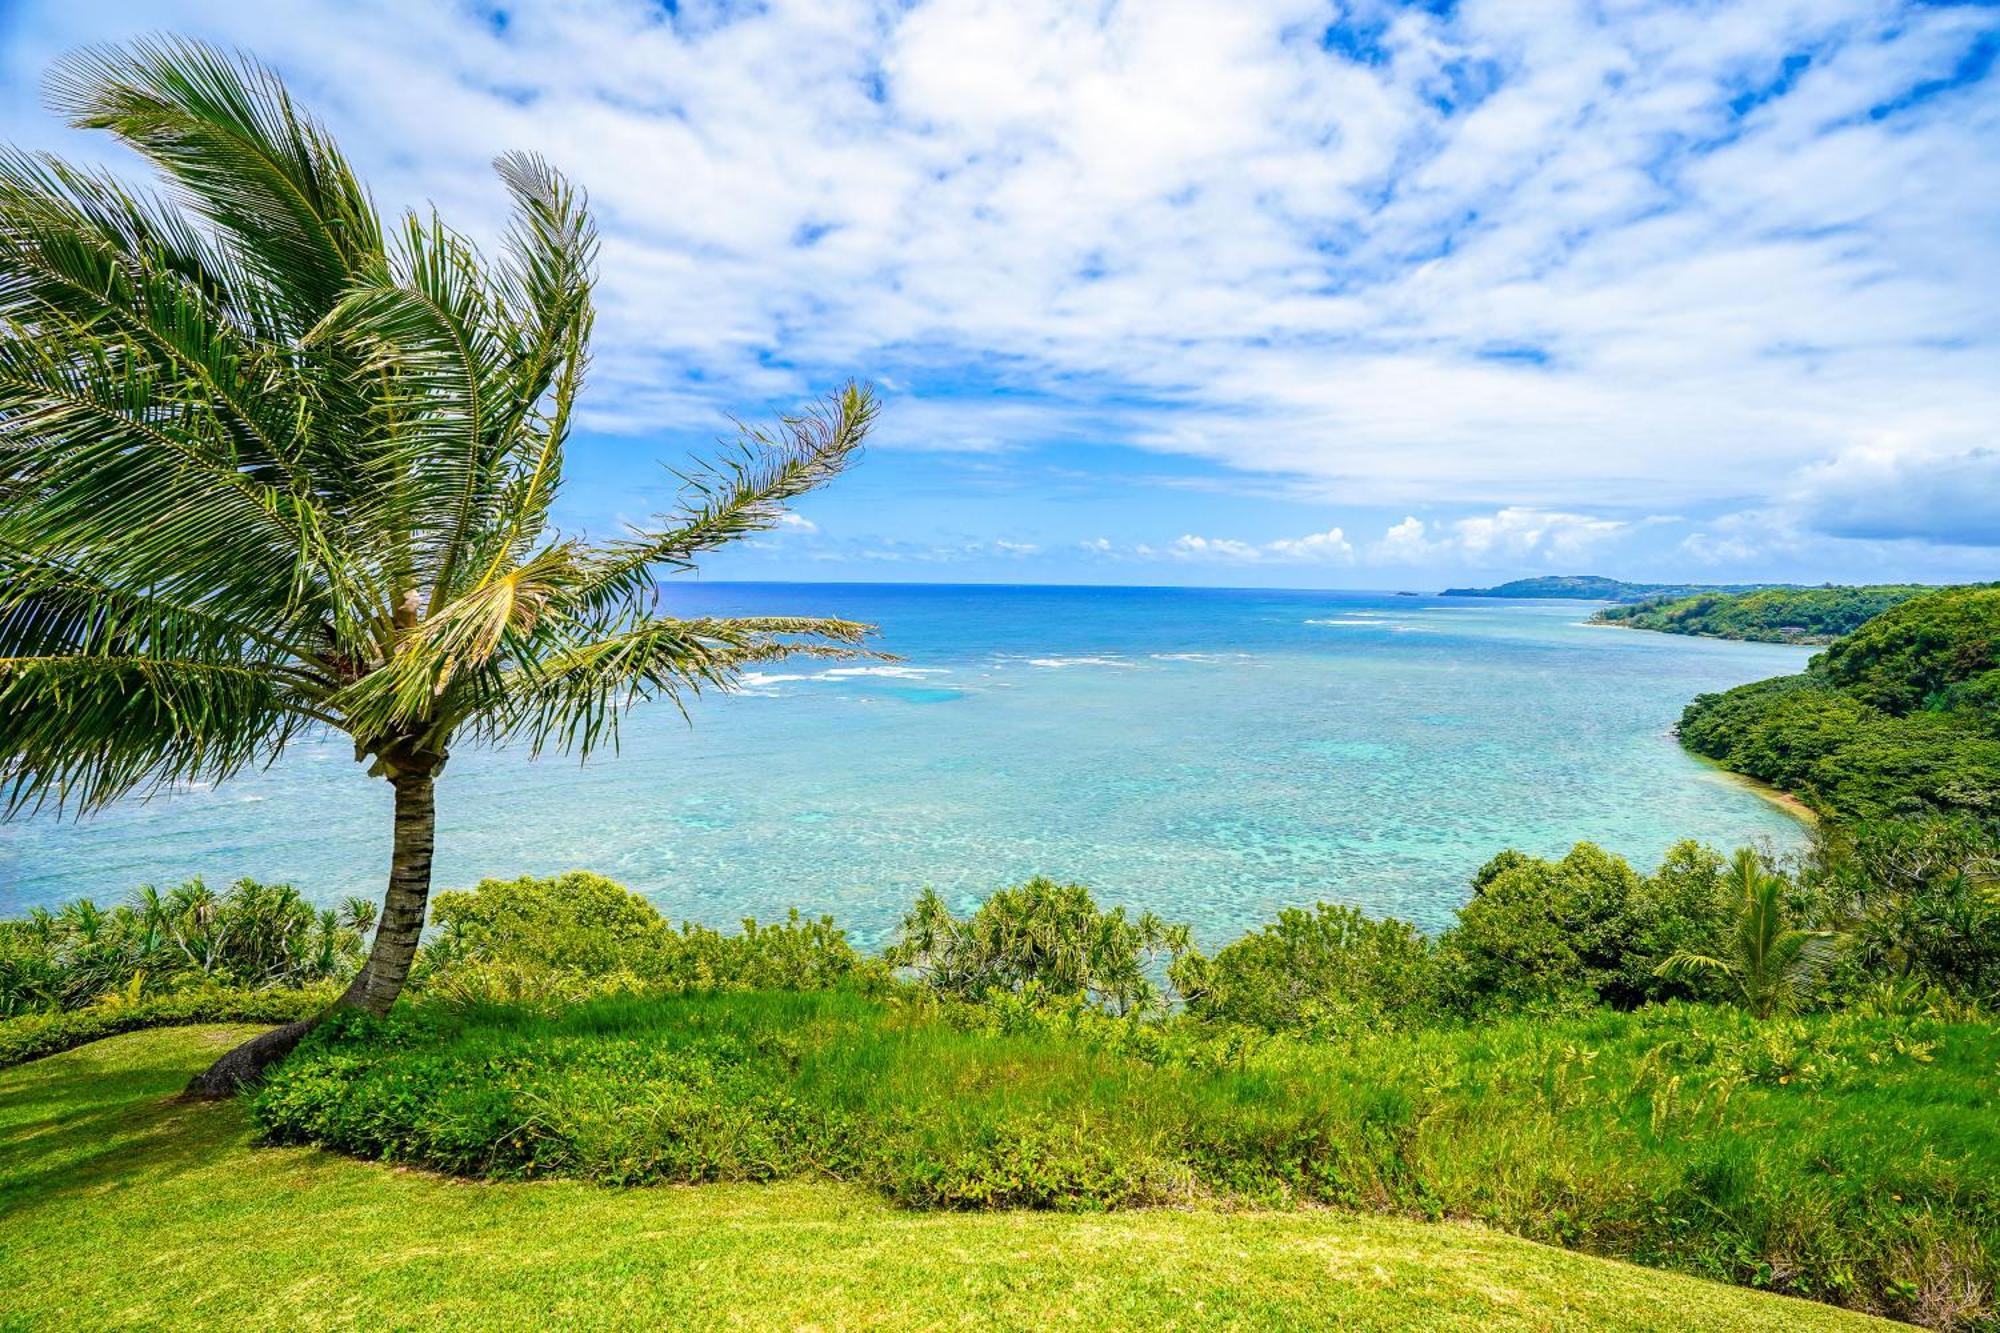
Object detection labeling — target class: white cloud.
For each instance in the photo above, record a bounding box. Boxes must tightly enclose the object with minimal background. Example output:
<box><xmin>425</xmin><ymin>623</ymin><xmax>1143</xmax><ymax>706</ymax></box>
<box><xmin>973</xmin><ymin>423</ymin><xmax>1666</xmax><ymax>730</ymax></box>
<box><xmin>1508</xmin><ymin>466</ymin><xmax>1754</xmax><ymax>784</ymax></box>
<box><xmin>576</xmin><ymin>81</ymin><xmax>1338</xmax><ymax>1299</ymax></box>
<box><xmin>1374</xmin><ymin>516</ymin><xmax>1436</xmax><ymax>564</ymax></box>
<box><xmin>1792</xmin><ymin>440</ymin><xmax>2000</xmax><ymax>547</ymax></box>
<box><xmin>1170</xmin><ymin>534</ymin><xmax>1263</xmax><ymax>562</ymax></box>
<box><xmin>1164</xmin><ymin>526</ymin><xmax>1354</xmax><ymax>564</ymax></box>
<box><xmin>1365</xmin><ymin>508</ymin><xmax>1627</xmax><ymax>568</ymax></box>
<box><xmin>775</xmin><ymin>512</ymin><xmax>819</xmax><ymax>533</ymax></box>
<box><xmin>4</xmin><ymin>0</ymin><xmax>1995</xmax><ymax>546</ymax></box>
<box><xmin>1264</xmin><ymin>527</ymin><xmax>1356</xmax><ymax>563</ymax></box>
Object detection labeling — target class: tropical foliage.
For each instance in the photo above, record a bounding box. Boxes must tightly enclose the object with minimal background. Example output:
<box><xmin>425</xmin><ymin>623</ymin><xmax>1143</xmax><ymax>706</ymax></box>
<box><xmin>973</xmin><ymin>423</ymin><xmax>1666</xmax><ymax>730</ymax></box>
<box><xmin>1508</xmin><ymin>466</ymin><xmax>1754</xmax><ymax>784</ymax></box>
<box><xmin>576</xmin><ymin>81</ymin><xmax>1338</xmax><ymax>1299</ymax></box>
<box><xmin>0</xmin><ymin>39</ymin><xmax>876</xmax><ymax>1087</ymax></box>
<box><xmin>250</xmin><ymin>988</ymin><xmax>1998</xmax><ymax>1329</ymax></box>
<box><xmin>885</xmin><ymin>877</ymin><xmax>1188</xmax><ymax>1015</ymax></box>
<box><xmin>1655</xmin><ymin>848</ymin><xmax>1827</xmax><ymax>1017</ymax></box>
<box><xmin>415</xmin><ymin>870</ymin><xmax>880</xmax><ymax>1012</ymax></box>
<box><xmin>0</xmin><ymin>877</ymin><xmax>369</xmax><ymax>1016</ymax></box>
<box><xmin>1596</xmin><ymin>584</ymin><xmax>1931</xmax><ymax>643</ymax></box>
<box><xmin>1170</xmin><ymin>901</ymin><xmax>1430</xmax><ymax>1034</ymax></box>
<box><xmin>1681</xmin><ymin>586</ymin><xmax>2000</xmax><ymax>818</ymax></box>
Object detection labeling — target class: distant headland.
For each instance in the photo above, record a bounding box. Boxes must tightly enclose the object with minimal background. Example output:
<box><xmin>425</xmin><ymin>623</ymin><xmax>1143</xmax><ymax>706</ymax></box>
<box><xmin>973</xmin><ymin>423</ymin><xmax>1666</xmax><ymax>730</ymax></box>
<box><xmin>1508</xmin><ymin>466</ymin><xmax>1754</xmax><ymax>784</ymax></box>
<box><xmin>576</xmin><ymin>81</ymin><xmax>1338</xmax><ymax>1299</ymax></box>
<box><xmin>1439</xmin><ymin>574</ymin><xmax>1784</xmax><ymax>602</ymax></box>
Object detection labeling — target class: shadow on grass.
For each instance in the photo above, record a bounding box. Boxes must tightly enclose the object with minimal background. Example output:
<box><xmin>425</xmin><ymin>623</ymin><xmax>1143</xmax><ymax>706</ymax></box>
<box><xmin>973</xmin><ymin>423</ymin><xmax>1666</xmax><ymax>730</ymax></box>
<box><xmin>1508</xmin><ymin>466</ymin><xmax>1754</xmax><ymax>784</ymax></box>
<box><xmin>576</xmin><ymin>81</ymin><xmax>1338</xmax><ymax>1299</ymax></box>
<box><xmin>0</xmin><ymin>1026</ymin><xmax>266</xmax><ymax>1211</ymax></box>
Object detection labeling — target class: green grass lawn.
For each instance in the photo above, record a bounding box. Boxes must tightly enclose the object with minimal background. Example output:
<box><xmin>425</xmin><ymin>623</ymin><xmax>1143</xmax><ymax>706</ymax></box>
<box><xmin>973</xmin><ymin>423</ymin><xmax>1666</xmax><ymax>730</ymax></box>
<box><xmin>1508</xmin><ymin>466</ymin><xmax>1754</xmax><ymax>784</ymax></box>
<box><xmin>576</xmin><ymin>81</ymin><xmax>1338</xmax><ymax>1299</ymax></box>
<box><xmin>0</xmin><ymin>1027</ymin><xmax>1893</xmax><ymax>1330</ymax></box>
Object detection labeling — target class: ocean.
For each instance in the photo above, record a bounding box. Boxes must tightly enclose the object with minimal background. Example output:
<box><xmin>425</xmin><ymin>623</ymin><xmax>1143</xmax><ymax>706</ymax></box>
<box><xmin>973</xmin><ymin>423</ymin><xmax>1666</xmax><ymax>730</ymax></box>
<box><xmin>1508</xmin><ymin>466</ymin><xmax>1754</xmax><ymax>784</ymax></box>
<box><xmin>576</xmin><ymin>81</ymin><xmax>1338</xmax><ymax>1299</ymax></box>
<box><xmin>0</xmin><ymin>583</ymin><xmax>1815</xmax><ymax>945</ymax></box>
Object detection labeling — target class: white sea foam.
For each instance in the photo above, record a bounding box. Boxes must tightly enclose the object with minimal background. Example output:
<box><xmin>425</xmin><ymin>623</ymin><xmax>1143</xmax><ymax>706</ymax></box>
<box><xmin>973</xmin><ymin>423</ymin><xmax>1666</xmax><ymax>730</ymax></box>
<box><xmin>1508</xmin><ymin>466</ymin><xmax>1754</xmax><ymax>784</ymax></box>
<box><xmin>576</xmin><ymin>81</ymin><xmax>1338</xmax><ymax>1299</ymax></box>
<box><xmin>1304</xmin><ymin>618</ymin><xmax>1378</xmax><ymax>626</ymax></box>
<box><xmin>1027</xmin><ymin>655</ymin><xmax>1139</xmax><ymax>668</ymax></box>
<box><xmin>820</xmin><ymin>665</ymin><xmax>949</xmax><ymax>679</ymax></box>
<box><xmin>738</xmin><ymin>665</ymin><xmax>948</xmax><ymax>690</ymax></box>
<box><xmin>1150</xmin><ymin>651</ymin><xmax>1252</xmax><ymax>662</ymax></box>
<box><xmin>736</xmin><ymin>672</ymin><xmax>814</xmax><ymax>687</ymax></box>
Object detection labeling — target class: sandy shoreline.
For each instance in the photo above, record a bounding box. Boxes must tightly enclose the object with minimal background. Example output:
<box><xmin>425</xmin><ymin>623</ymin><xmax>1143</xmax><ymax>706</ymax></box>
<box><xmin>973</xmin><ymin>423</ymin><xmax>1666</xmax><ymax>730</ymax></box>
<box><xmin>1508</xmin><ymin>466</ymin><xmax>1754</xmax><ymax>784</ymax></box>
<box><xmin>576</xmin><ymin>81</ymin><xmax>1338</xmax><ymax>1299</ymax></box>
<box><xmin>1695</xmin><ymin>757</ymin><xmax>1819</xmax><ymax>826</ymax></box>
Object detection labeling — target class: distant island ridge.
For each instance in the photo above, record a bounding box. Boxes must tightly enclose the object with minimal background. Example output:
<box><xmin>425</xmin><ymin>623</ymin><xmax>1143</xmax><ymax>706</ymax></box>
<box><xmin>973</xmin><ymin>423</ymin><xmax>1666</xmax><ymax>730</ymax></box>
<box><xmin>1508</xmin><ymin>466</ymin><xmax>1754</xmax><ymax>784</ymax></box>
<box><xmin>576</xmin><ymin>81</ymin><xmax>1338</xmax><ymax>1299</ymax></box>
<box><xmin>1442</xmin><ymin>577</ymin><xmax>1950</xmax><ymax>647</ymax></box>
<box><xmin>1440</xmin><ymin>575</ymin><xmax>1791</xmax><ymax>602</ymax></box>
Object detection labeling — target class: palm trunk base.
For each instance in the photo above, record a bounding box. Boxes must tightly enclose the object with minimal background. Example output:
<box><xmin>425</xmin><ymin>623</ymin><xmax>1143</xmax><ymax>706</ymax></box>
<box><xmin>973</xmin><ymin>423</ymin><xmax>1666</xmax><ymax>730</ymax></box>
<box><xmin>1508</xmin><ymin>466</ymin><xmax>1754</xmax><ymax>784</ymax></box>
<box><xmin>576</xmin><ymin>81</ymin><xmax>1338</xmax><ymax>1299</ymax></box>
<box><xmin>180</xmin><ymin>1018</ymin><xmax>317</xmax><ymax>1099</ymax></box>
<box><xmin>181</xmin><ymin>766</ymin><xmax>437</xmax><ymax>1099</ymax></box>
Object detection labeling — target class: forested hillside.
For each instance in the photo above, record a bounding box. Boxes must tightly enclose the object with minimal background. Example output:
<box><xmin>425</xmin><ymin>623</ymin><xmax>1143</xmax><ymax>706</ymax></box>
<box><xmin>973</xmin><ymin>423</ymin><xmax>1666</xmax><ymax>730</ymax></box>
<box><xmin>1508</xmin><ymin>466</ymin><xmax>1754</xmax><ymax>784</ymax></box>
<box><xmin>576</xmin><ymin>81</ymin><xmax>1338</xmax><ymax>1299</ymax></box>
<box><xmin>1597</xmin><ymin>585</ymin><xmax>1933</xmax><ymax>643</ymax></box>
<box><xmin>1680</xmin><ymin>585</ymin><xmax>2000</xmax><ymax>818</ymax></box>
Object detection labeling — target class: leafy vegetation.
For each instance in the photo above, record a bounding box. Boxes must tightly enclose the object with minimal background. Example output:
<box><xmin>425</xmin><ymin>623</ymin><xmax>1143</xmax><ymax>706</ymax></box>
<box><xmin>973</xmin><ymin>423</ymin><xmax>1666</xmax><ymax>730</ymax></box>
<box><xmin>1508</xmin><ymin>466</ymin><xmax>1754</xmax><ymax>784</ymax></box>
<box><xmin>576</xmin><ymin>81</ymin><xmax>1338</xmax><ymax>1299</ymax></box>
<box><xmin>0</xmin><ymin>877</ymin><xmax>369</xmax><ymax>1016</ymax></box>
<box><xmin>251</xmin><ymin>989</ymin><xmax>1996</xmax><ymax>1327</ymax></box>
<box><xmin>414</xmin><ymin>870</ymin><xmax>883</xmax><ymax>1011</ymax></box>
<box><xmin>1171</xmin><ymin>901</ymin><xmax>1430</xmax><ymax>1034</ymax></box>
<box><xmin>1655</xmin><ymin>849</ymin><xmax>1829</xmax><ymax>1017</ymax></box>
<box><xmin>0</xmin><ymin>37</ymin><xmax>877</xmax><ymax>1093</ymax></box>
<box><xmin>1</xmin><ymin>828</ymin><xmax>1992</xmax><ymax>1324</ymax></box>
<box><xmin>1681</xmin><ymin>586</ymin><xmax>2000</xmax><ymax>818</ymax></box>
<box><xmin>20</xmin><ymin>833</ymin><xmax>1953</xmax><ymax>1326</ymax></box>
<box><xmin>3</xmin><ymin>1028</ymin><xmax>1882</xmax><ymax>1332</ymax></box>
<box><xmin>1596</xmin><ymin>585</ymin><xmax>1933</xmax><ymax>643</ymax></box>
<box><xmin>885</xmin><ymin>877</ymin><xmax>1186</xmax><ymax>1015</ymax></box>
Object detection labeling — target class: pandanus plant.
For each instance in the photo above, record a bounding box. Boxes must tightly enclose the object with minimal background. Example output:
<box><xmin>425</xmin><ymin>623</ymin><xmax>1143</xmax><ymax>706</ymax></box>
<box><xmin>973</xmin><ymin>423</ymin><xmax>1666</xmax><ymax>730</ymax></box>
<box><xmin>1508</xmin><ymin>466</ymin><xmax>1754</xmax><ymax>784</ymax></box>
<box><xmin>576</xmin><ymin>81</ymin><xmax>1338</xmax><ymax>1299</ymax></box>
<box><xmin>0</xmin><ymin>38</ymin><xmax>878</xmax><ymax>1092</ymax></box>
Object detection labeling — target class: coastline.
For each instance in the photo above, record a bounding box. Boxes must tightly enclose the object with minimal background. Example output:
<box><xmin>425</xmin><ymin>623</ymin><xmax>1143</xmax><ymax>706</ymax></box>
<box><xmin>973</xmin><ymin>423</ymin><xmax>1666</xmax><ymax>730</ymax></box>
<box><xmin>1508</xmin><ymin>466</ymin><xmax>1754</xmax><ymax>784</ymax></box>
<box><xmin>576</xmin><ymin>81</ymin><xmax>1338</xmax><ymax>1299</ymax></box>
<box><xmin>1587</xmin><ymin>618</ymin><xmax>1837</xmax><ymax>646</ymax></box>
<box><xmin>1692</xmin><ymin>754</ymin><xmax>1819</xmax><ymax>826</ymax></box>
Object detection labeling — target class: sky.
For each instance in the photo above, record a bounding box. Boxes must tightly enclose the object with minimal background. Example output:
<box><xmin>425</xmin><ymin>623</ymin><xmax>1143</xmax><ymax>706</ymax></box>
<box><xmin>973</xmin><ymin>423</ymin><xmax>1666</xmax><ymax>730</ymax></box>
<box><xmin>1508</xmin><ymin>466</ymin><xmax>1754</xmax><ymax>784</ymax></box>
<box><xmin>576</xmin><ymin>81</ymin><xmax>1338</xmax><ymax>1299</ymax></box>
<box><xmin>1</xmin><ymin>0</ymin><xmax>1996</xmax><ymax>589</ymax></box>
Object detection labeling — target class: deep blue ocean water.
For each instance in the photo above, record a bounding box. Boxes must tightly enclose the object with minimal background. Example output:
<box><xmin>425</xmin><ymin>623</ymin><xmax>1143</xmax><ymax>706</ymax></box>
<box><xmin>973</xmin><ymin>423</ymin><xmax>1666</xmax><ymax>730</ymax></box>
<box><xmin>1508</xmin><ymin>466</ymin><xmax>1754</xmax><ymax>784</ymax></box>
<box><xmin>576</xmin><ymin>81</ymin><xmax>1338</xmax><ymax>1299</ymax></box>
<box><xmin>0</xmin><ymin>583</ymin><xmax>1814</xmax><ymax>944</ymax></box>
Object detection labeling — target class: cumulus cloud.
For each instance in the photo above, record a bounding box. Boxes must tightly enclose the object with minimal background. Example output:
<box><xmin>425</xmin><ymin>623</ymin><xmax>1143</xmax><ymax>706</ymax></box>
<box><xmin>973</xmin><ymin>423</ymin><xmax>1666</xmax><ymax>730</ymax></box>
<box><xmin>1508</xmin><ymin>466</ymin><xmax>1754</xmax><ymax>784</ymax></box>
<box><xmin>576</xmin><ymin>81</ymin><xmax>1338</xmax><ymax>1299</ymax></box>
<box><xmin>1165</xmin><ymin>527</ymin><xmax>1354</xmax><ymax>564</ymax></box>
<box><xmin>3</xmin><ymin>0</ymin><xmax>1995</xmax><ymax>554</ymax></box>
<box><xmin>1792</xmin><ymin>441</ymin><xmax>2000</xmax><ymax>547</ymax></box>
<box><xmin>1365</xmin><ymin>508</ymin><xmax>1627</xmax><ymax>567</ymax></box>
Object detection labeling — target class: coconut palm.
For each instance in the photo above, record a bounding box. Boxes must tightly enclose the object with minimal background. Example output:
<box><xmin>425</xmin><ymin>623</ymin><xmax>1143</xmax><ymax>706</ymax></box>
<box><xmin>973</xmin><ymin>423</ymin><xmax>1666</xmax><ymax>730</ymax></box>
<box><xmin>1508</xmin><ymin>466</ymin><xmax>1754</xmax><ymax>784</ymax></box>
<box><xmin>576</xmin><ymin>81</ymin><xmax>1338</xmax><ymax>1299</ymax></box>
<box><xmin>1655</xmin><ymin>848</ymin><xmax>1827</xmax><ymax>1018</ymax></box>
<box><xmin>0</xmin><ymin>38</ymin><xmax>878</xmax><ymax>1093</ymax></box>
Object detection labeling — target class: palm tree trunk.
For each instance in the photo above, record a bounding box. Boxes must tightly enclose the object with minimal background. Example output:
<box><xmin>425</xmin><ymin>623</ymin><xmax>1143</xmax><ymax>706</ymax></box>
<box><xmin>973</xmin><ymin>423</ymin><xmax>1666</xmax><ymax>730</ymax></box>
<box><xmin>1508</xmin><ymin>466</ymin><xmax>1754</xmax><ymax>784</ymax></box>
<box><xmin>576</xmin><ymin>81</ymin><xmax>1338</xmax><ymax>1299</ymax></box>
<box><xmin>182</xmin><ymin>769</ymin><xmax>437</xmax><ymax>1098</ymax></box>
<box><xmin>336</xmin><ymin>769</ymin><xmax>436</xmax><ymax>1015</ymax></box>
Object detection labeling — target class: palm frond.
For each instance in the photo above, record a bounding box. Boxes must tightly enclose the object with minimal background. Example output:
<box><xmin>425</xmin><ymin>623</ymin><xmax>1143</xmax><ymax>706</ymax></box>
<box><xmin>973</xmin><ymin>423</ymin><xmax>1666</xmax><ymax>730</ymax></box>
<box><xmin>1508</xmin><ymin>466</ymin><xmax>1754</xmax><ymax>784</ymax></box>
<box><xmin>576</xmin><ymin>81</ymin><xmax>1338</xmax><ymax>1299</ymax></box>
<box><xmin>45</xmin><ymin>36</ymin><xmax>381</xmax><ymax>314</ymax></box>
<box><xmin>0</xmin><ymin>655</ymin><xmax>311</xmax><ymax>814</ymax></box>
<box><xmin>475</xmin><ymin>613</ymin><xmax>878</xmax><ymax>759</ymax></box>
<box><xmin>572</xmin><ymin>384</ymin><xmax>876</xmax><ymax>616</ymax></box>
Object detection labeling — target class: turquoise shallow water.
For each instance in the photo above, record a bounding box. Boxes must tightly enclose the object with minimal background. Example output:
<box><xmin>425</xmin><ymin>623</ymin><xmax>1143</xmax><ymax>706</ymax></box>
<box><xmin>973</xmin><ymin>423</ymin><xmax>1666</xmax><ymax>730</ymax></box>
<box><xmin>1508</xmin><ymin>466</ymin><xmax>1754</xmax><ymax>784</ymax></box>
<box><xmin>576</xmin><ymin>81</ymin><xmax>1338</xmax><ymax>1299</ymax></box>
<box><xmin>0</xmin><ymin>584</ymin><xmax>1813</xmax><ymax>944</ymax></box>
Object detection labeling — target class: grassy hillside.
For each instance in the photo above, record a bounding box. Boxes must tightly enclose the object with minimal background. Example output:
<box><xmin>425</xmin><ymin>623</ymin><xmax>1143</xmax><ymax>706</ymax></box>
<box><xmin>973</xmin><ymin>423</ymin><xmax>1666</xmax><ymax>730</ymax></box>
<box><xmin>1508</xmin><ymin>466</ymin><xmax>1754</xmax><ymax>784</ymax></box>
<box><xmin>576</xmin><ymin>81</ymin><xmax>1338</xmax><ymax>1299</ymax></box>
<box><xmin>1680</xmin><ymin>586</ymin><xmax>2000</xmax><ymax>817</ymax></box>
<box><xmin>0</xmin><ymin>1026</ymin><xmax>1897</xmax><ymax>1331</ymax></box>
<box><xmin>247</xmin><ymin>988</ymin><xmax>1998</xmax><ymax>1326</ymax></box>
<box><xmin>1597</xmin><ymin>585</ymin><xmax>1934</xmax><ymax>644</ymax></box>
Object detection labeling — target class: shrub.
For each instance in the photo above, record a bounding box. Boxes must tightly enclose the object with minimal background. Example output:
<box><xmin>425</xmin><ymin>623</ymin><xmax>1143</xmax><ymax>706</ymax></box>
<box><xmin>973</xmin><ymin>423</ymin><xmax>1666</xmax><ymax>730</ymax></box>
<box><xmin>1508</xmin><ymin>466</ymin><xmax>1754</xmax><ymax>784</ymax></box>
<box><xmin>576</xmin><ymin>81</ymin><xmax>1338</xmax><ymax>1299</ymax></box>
<box><xmin>1437</xmin><ymin>844</ymin><xmax>1640</xmax><ymax>1012</ymax></box>
<box><xmin>415</xmin><ymin>871</ymin><xmax>882</xmax><ymax>1002</ymax></box>
<box><xmin>1435</xmin><ymin>842</ymin><xmax>1747</xmax><ymax>1015</ymax></box>
<box><xmin>424</xmin><ymin>871</ymin><xmax>669</xmax><ymax>976</ymax></box>
<box><xmin>1172</xmin><ymin>901</ymin><xmax>1433</xmax><ymax>1033</ymax></box>
<box><xmin>884</xmin><ymin>878</ymin><xmax>1189</xmax><ymax>1015</ymax></box>
<box><xmin>1807</xmin><ymin>816</ymin><xmax>2000</xmax><ymax>1003</ymax></box>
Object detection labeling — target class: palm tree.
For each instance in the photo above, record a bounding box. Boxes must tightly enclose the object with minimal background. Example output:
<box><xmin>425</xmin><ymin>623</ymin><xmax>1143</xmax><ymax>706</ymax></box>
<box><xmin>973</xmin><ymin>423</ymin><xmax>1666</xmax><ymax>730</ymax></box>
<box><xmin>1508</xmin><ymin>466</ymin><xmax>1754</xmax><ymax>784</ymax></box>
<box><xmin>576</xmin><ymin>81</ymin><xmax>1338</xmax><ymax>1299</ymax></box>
<box><xmin>1655</xmin><ymin>848</ymin><xmax>1826</xmax><ymax>1018</ymax></box>
<box><xmin>0</xmin><ymin>38</ymin><xmax>879</xmax><ymax>1094</ymax></box>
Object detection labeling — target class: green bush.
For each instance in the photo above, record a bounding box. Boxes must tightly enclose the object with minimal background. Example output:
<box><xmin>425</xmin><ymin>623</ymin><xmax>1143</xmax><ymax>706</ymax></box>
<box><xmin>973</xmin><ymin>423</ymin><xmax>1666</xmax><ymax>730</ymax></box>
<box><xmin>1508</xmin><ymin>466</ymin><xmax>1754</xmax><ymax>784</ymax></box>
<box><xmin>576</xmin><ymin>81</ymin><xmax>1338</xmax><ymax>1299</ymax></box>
<box><xmin>884</xmin><ymin>877</ymin><xmax>1188</xmax><ymax>1015</ymax></box>
<box><xmin>1806</xmin><ymin>816</ymin><xmax>2000</xmax><ymax>1004</ymax></box>
<box><xmin>251</xmin><ymin>989</ymin><xmax>2000</xmax><ymax>1328</ymax></box>
<box><xmin>1172</xmin><ymin>901</ymin><xmax>1433</xmax><ymax>1033</ymax></box>
<box><xmin>1435</xmin><ymin>842</ymin><xmax>1735</xmax><ymax>1014</ymax></box>
<box><xmin>415</xmin><ymin>870</ymin><xmax>883</xmax><ymax>1005</ymax></box>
